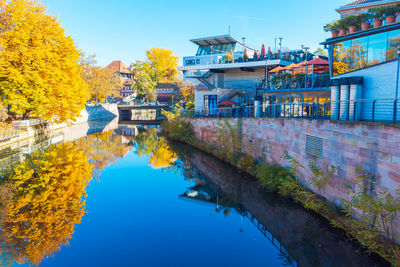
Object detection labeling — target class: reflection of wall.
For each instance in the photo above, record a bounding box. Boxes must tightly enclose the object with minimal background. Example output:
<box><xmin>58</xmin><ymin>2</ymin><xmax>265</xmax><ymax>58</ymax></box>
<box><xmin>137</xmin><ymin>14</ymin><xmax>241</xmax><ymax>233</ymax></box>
<box><xmin>176</xmin><ymin>144</ymin><xmax>386</xmax><ymax>266</ymax></box>
<box><xmin>187</xmin><ymin>117</ymin><xmax>400</xmax><ymax>237</ymax></box>
<box><xmin>131</xmin><ymin>110</ymin><xmax>157</xmax><ymax>121</ymax></box>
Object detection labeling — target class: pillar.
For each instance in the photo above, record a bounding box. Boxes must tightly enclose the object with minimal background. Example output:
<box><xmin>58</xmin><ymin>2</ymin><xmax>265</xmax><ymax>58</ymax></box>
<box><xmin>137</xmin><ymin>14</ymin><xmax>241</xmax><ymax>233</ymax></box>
<box><xmin>349</xmin><ymin>83</ymin><xmax>362</xmax><ymax>121</ymax></box>
<box><xmin>330</xmin><ymin>79</ymin><xmax>340</xmax><ymax>120</ymax></box>
<box><xmin>339</xmin><ymin>84</ymin><xmax>350</xmax><ymax>120</ymax></box>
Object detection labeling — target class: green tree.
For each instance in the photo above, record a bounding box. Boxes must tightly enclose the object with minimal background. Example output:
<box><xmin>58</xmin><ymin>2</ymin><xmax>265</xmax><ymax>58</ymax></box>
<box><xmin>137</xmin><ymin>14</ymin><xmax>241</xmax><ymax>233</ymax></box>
<box><xmin>314</xmin><ymin>48</ymin><xmax>328</xmax><ymax>57</ymax></box>
<box><xmin>134</xmin><ymin>72</ymin><xmax>156</xmax><ymax>103</ymax></box>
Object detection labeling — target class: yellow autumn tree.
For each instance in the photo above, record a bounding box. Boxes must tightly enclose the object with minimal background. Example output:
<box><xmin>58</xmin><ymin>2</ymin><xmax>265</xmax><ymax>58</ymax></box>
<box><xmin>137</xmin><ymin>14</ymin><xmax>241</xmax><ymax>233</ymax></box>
<box><xmin>0</xmin><ymin>0</ymin><xmax>89</xmax><ymax>122</ymax></box>
<box><xmin>80</xmin><ymin>54</ymin><xmax>121</xmax><ymax>103</ymax></box>
<box><xmin>146</xmin><ymin>47</ymin><xmax>178</xmax><ymax>83</ymax></box>
<box><xmin>0</xmin><ymin>142</ymin><xmax>93</xmax><ymax>266</ymax></box>
<box><xmin>76</xmin><ymin>130</ymin><xmax>132</xmax><ymax>173</ymax></box>
<box><xmin>133</xmin><ymin>128</ymin><xmax>177</xmax><ymax>168</ymax></box>
<box><xmin>177</xmin><ymin>80</ymin><xmax>194</xmax><ymax>110</ymax></box>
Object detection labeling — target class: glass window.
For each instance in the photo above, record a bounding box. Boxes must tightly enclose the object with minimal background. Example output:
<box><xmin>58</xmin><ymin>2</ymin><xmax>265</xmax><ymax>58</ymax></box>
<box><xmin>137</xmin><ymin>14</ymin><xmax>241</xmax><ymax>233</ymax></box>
<box><xmin>352</xmin><ymin>36</ymin><xmax>368</xmax><ymax>70</ymax></box>
<box><xmin>367</xmin><ymin>32</ymin><xmax>388</xmax><ymax>66</ymax></box>
<box><xmin>387</xmin><ymin>29</ymin><xmax>400</xmax><ymax>61</ymax></box>
<box><xmin>332</xmin><ymin>28</ymin><xmax>400</xmax><ymax>76</ymax></box>
<box><xmin>333</xmin><ymin>40</ymin><xmax>352</xmax><ymax>75</ymax></box>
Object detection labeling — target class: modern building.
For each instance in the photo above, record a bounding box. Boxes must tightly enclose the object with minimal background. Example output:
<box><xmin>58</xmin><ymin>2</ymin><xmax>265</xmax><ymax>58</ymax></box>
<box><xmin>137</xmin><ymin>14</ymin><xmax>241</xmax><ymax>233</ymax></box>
<box><xmin>106</xmin><ymin>60</ymin><xmax>135</xmax><ymax>98</ymax></box>
<box><xmin>178</xmin><ymin>35</ymin><xmax>306</xmax><ymax>115</ymax></box>
<box><xmin>156</xmin><ymin>83</ymin><xmax>180</xmax><ymax>105</ymax></box>
<box><xmin>322</xmin><ymin>0</ymin><xmax>400</xmax><ymax>122</ymax></box>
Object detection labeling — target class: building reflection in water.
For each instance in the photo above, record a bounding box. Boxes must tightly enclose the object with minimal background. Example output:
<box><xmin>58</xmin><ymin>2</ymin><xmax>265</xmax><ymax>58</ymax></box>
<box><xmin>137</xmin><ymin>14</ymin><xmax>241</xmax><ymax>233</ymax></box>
<box><xmin>170</xmin><ymin>141</ymin><xmax>389</xmax><ymax>267</ymax></box>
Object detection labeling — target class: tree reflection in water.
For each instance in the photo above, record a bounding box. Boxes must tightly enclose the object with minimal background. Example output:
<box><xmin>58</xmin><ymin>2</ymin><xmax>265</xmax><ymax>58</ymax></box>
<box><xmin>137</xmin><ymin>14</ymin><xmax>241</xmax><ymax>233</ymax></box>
<box><xmin>0</xmin><ymin>130</ymin><xmax>132</xmax><ymax>266</ymax></box>
<box><xmin>133</xmin><ymin>127</ymin><xmax>177</xmax><ymax>169</ymax></box>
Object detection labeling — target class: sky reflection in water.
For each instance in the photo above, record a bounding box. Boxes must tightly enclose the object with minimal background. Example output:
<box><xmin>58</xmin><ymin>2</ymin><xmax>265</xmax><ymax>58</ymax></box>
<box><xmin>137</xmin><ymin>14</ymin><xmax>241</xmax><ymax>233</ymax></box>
<box><xmin>0</xmin><ymin>126</ymin><xmax>388</xmax><ymax>267</ymax></box>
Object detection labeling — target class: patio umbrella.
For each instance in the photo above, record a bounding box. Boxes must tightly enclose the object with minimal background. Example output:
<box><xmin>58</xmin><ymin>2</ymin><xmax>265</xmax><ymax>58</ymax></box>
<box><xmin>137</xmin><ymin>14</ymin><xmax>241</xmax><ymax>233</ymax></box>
<box><xmin>268</xmin><ymin>66</ymin><xmax>284</xmax><ymax>74</ymax></box>
<box><xmin>282</xmin><ymin>63</ymin><xmax>297</xmax><ymax>70</ymax></box>
<box><xmin>261</xmin><ymin>44</ymin><xmax>266</xmax><ymax>57</ymax></box>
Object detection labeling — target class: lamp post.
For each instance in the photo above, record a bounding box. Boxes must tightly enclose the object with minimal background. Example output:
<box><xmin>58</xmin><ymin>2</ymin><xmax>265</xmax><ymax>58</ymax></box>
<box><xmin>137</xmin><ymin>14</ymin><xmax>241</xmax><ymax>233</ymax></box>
<box><xmin>303</xmin><ymin>46</ymin><xmax>310</xmax><ymax>88</ymax></box>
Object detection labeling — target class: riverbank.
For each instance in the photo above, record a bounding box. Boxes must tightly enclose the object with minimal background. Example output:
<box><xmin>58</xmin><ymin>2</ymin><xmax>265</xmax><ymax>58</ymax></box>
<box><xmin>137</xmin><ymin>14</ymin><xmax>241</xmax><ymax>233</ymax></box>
<box><xmin>0</xmin><ymin>103</ymin><xmax>118</xmax><ymax>149</ymax></box>
<box><xmin>162</xmin><ymin>118</ymin><xmax>399</xmax><ymax>265</ymax></box>
<box><xmin>169</xmin><ymin>140</ymin><xmax>390</xmax><ymax>266</ymax></box>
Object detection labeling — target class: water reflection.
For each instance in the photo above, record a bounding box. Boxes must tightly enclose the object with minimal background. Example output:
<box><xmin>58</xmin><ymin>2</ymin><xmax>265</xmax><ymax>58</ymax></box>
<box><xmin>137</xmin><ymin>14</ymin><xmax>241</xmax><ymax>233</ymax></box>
<box><xmin>0</xmin><ymin>125</ymin><xmax>389</xmax><ymax>266</ymax></box>
<box><xmin>169</xmin><ymin>141</ymin><xmax>389</xmax><ymax>267</ymax></box>
<box><xmin>0</xmin><ymin>130</ymin><xmax>131</xmax><ymax>266</ymax></box>
<box><xmin>133</xmin><ymin>127</ymin><xmax>177</xmax><ymax>169</ymax></box>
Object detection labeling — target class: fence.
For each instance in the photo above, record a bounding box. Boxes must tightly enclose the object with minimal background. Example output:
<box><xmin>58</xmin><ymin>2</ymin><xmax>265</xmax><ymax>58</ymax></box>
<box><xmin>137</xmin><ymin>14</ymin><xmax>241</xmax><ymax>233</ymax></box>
<box><xmin>183</xmin><ymin>98</ymin><xmax>400</xmax><ymax>125</ymax></box>
<box><xmin>0</xmin><ymin>128</ymin><xmax>22</xmax><ymax>143</ymax></box>
<box><xmin>264</xmin><ymin>74</ymin><xmax>330</xmax><ymax>91</ymax></box>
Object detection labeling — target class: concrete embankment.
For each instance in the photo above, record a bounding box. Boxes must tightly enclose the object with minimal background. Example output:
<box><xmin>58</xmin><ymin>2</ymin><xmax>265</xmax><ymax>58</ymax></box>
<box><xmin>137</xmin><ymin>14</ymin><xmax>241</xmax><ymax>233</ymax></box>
<box><xmin>1</xmin><ymin>103</ymin><xmax>118</xmax><ymax>149</ymax></box>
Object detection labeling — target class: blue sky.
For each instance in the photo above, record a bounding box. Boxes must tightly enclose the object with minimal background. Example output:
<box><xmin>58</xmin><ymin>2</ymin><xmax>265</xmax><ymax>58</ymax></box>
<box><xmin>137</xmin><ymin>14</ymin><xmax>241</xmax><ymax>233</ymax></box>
<box><xmin>42</xmin><ymin>0</ymin><xmax>350</xmax><ymax>66</ymax></box>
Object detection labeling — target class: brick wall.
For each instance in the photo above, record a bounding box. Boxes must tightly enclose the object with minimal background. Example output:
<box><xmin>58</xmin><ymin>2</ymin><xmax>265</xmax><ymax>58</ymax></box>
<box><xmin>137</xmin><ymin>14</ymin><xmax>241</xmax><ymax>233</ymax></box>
<box><xmin>188</xmin><ymin>117</ymin><xmax>400</xmax><ymax>207</ymax></box>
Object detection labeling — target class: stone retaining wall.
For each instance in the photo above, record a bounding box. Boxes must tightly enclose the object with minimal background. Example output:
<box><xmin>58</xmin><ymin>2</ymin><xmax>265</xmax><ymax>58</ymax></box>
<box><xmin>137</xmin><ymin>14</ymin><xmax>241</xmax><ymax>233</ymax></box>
<box><xmin>188</xmin><ymin>117</ymin><xmax>400</xmax><ymax>207</ymax></box>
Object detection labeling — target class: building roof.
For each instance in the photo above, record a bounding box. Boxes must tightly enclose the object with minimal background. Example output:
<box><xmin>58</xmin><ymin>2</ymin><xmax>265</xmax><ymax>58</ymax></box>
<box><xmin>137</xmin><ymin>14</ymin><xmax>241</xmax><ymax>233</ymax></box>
<box><xmin>341</xmin><ymin>0</ymin><xmax>380</xmax><ymax>8</ymax></box>
<box><xmin>190</xmin><ymin>35</ymin><xmax>238</xmax><ymax>47</ymax></box>
<box><xmin>338</xmin><ymin>0</ymin><xmax>399</xmax><ymax>10</ymax></box>
<box><xmin>156</xmin><ymin>83</ymin><xmax>180</xmax><ymax>90</ymax></box>
<box><xmin>106</xmin><ymin>60</ymin><xmax>131</xmax><ymax>74</ymax></box>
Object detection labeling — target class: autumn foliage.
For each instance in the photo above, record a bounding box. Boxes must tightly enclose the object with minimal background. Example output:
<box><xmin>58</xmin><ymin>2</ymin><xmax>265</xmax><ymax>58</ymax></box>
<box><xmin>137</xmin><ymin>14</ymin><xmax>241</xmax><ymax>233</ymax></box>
<box><xmin>0</xmin><ymin>0</ymin><xmax>88</xmax><ymax>122</ymax></box>
<box><xmin>0</xmin><ymin>142</ymin><xmax>93</xmax><ymax>265</ymax></box>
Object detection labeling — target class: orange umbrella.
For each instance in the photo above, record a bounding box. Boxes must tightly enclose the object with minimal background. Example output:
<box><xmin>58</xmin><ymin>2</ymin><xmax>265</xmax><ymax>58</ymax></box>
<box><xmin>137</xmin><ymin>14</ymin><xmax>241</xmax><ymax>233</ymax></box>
<box><xmin>268</xmin><ymin>66</ymin><xmax>284</xmax><ymax>74</ymax></box>
<box><xmin>282</xmin><ymin>63</ymin><xmax>297</xmax><ymax>70</ymax></box>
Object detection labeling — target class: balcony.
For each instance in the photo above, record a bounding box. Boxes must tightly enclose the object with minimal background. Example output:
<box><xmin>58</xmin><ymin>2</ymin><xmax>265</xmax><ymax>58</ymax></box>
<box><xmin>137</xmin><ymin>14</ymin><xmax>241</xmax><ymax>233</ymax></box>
<box><xmin>262</xmin><ymin>74</ymin><xmax>331</xmax><ymax>93</ymax></box>
<box><xmin>179</xmin><ymin>51</ymin><xmax>309</xmax><ymax>71</ymax></box>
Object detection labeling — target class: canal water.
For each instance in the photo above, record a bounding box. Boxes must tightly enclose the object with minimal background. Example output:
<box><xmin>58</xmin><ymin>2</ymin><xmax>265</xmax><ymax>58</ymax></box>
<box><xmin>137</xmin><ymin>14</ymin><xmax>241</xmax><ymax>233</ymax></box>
<box><xmin>0</xmin><ymin>123</ymin><xmax>389</xmax><ymax>266</ymax></box>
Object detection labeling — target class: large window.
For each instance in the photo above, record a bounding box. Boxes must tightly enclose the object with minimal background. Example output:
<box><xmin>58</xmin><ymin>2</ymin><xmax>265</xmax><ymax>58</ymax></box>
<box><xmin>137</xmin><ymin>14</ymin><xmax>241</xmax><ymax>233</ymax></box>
<box><xmin>333</xmin><ymin>29</ymin><xmax>400</xmax><ymax>76</ymax></box>
<box><xmin>196</xmin><ymin>43</ymin><xmax>236</xmax><ymax>56</ymax></box>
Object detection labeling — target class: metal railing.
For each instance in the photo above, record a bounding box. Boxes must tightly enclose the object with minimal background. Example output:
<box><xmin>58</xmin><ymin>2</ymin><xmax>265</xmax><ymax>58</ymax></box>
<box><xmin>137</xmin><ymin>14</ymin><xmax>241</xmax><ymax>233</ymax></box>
<box><xmin>264</xmin><ymin>74</ymin><xmax>330</xmax><ymax>92</ymax></box>
<box><xmin>0</xmin><ymin>128</ymin><xmax>22</xmax><ymax>143</ymax></box>
<box><xmin>182</xmin><ymin>98</ymin><xmax>400</xmax><ymax>125</ymax></box>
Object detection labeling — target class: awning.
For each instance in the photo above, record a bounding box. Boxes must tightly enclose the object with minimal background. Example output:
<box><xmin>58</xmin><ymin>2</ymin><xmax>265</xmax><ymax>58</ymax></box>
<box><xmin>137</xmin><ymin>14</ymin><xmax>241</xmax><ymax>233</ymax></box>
<box><xmin>190</xmin><ymin>35</ymin><xmax>237</xmax><ymax>47</ymax></box>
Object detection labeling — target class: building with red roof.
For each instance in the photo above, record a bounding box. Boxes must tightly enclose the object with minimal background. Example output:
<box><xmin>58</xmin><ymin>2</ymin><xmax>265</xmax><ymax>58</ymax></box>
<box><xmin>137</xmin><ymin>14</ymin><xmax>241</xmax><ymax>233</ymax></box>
<box><xmin>106</xmin><ymin>60</ymin><xmax>134</xmax><ymax>98</ymax></box>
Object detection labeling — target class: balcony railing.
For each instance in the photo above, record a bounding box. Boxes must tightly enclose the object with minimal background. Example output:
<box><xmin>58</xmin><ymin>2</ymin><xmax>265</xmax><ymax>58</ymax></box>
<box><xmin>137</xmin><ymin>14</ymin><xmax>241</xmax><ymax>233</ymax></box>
<box><xmin>262</xmin><ymin>74</ymin><xmax>331</xmax><ymax>92</ymax></box>
<box><xmin>183</xmin><ymin>98</ymin><xmax>400</xmax><ymax>125</ymax></box>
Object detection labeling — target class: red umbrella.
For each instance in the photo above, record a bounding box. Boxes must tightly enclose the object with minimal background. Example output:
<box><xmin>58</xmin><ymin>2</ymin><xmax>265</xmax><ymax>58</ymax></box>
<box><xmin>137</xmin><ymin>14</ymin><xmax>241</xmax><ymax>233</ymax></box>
<box><xmin>261</xmin><ymin>44</ymin><xmax>266</xmax><ymax>57</ymax></box>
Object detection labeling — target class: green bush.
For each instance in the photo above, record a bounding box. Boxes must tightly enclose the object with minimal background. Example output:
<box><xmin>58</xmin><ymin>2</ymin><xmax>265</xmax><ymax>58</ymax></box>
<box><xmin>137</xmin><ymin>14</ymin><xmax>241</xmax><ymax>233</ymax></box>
<box><xmin>256</xmin><ymin>163</ymin><xmax>295</xmax><ymax>193</ymax></box>
<box><xmin>162</xmin><ymin>120</ymin><xmax>194</xmax><ymax>143</ymax></box>
<box><xmin>238</xmin><ymin>154</ymin><xmax>257</xmax><ymax>175</ymax></box>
